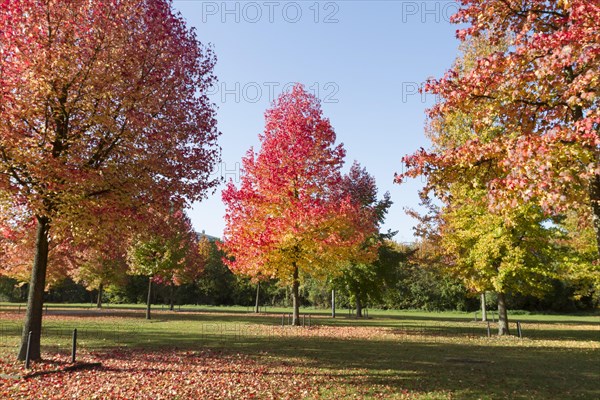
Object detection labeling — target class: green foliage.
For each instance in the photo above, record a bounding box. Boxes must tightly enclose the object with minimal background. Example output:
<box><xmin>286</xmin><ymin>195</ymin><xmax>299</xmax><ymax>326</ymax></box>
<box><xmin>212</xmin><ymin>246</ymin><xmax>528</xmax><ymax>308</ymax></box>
<box><xmin>128</xmin><ymin>238</ymin><xmax>176</xmax><ymax>279</ymax></box>
<box><xmin>380</xmin><ymin>258</ymin><xmax>476</xmax><ymax>312</ymax></box>
<box><xmin>46</xmin><ymin>277</ymin><xmax>92</xmax><ymax>303</ymax></box>
<box><xmin>0</xmin><ymin>276</ymin><xmax>22</xmax><ymax>302</ymax></box>
<box><xmin>555</xmin><ymin>212</ymin><xmax>600</xmax><ymax>304</ymax></box>
<box><xmin>441</xmin><ymin>185</ymin><xmax>564</xmax><ymax>298</ymax></box>
<box><xmin>334</xmin><ymin>240</ymin><xmax>403</xmax><ymax>309</ymax></box>
<box><xmin>195</xmin><ymin>241</ymin><xmax>236</xmax><ymax>305</ymax></box>
<box><xmin>104</xmin><ymin>276</ymin><xmax>150</xmax><ymax>304</ymax></box>
<box><xmin>302</xmin><ymin>277</ymin><xmax>331</xmax><ymax>308</ymax></box>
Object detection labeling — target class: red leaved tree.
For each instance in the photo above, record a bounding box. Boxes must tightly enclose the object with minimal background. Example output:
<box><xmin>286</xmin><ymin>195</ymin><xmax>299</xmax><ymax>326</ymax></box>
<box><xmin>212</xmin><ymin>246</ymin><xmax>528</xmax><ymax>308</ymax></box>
<box><xmin>70</xmin><ymin>226</ymin><xmax>131</xmax><ymax>309</ymax></box>
<box><xmin>0</xmin><ymin>214</ymin><xmax>77</xmax><ymax>289</ymax></box>
<box><xmin>222</xmin><ymin>85</ymin><xmax>375</xmax><ymax>325</ymax></box>
<box><xmin>398</xmin><ymin>1</ymin><xmax>599</xmax><ymax>256</ymax></box>
<box><xmin>0</xmin><ymin>0</ymin><xmax>220</xmax><ymax>360</ymax></box>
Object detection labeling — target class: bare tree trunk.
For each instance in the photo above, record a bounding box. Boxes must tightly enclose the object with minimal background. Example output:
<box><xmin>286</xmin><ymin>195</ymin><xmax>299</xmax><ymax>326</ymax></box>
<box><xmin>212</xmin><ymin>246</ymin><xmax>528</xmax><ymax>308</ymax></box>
<box><xmin>291</xmin><ymin>264</ymin><xmax>300</xmax><ymax>326</ymax></box>
<box><xmin>331</xmin><ymin>289</ymin><xmax>336</xmax><ymax>318</ymax></box>
<box><xmin>169</xmin><ymin>284</ymin><xmax>175</xmax><ymax>311</ymax></box>
<box><xmin>96</xmin><ymin>282</ymin><xmax>103</xmax><ymax>309</ymax></box>
<box><xmin>17</xmin><ymin>217</ymin><xmax>50</xmax><ymax>361</ymax></box>
<box><xmin>355</xmin><ymin>291</ymin><xmax>363</xmax><ymax>318</ymax></box>
<box><xmin>146</xmin><ymin>276</ymin><xmax>152</xmax><ymax>320</ymax></box>
<box><xmin>254</xmin><ymin>281</ymin><xmax>260</xmax><ymax>313</ymax></box>
<box><xmin>480</xmin><ymin>292</ymin><xmax>487</xmax><ymax>322</ymax></box>
<box><xmin>497</xmin><ymin>292</ymin><xmax>510</xmax><ymax>335</ymax></box>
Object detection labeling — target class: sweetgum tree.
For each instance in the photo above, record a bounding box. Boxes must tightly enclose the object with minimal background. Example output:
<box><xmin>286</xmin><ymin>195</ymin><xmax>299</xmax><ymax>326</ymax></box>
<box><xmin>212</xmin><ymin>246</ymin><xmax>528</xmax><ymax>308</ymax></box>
<box><xmin>399</xmin><ymin>0</ymin><xmax>600</xmax><ymax>256</ymax></box>
<box><xmin>222</xmin><ymin>85</ymin><xmax>375</xmax><ymax>325</ymax></box>
<box><xmin>70</xmin><ymin>230</ymin><xmax>130</xmax><ymax>309</ymax></box>
<box><xmin>399</xmin><ymin>28</ymin><xmax>582</xmax><ymax>334</ymax></box>
<box><xmin>0</xmin><ymin>0</ymin><xmax>220</xmax><ymax>360</ymax></box>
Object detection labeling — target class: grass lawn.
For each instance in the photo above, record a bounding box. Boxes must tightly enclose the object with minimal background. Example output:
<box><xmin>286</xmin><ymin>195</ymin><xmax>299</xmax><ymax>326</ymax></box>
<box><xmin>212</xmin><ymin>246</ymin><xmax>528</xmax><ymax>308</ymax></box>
<box><xmin>0</xmin><ymin>305</ymin><xmax>598</xmax><ymax>399</ymax></box>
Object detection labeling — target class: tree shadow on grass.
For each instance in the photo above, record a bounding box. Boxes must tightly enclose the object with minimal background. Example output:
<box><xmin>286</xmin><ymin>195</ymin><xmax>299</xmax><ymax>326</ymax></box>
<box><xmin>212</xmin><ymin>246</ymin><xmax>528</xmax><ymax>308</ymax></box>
<box><xmin>3</xmin><ymin>312</ymin><xmax>599</xmax><ymax>399</ymax></box>
<box><xmin>264</xmin><ymin>338</ymin><xmax>598</xmax><ymax>399</ymax></box>
<box><xmin>120</xmin><ymin>328</ymin><xmax>600</xmax><ymax>400</ymax></box>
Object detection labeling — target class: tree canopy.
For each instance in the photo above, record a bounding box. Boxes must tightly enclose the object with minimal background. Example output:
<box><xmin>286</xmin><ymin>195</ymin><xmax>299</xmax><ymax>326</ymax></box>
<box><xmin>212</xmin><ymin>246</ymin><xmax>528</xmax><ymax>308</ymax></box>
<box><xmin>0</xmin><ymin>0</ymin><xmax>220</xmax><ymax>360</ymax></box>
<box><xmin>222</xmin><ymin>84</ymin><xmax>376</xmax><ymax>325</ymax></box>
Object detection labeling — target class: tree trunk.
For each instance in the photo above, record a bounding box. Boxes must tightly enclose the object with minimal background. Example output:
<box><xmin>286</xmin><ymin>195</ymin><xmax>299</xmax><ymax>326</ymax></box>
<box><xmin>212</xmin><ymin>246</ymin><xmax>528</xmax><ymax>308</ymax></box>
<box><xmin>17</xmin><ymin>217</ymin><xmax>50</xmax><ymax>361</ymax></box>
<box><xmin>96</xmin><ymin>282</ymin><xmax>103</xmax><ymax>309</ymax></box>
<box><xmin>331</xmin><ymin>289</ymin><xmax>336</xmax><ymax>318</ymax></box>
<box><xmin>355</xmin><ymin>291</ymin><xmax>363</xmax><ymax>318</ymax></box>
<box><xmin>480</xmin><ymin>292</ymin><xmax>487</xmax><ymax>322</ymax></box>
<box><xmin>291</xmin><ymin>263</ymin><xmax>300</xmax><ymax>326</ymax></box>
<box><xmin>146</xmin><ymin>276</ymin><xmax>152</xmax><ymax>320</ymax></box>
<box><xmin>254</xmin><ymin>281</ymin><xmax>260</xmax><ymax>313</ymax></box>
<box><xmin>497</xmin><ymin>292</ymin><xmax>510</xmax><ymax>335</ymax></box>
<box><xmin>169</xmin><ymin>284</ymin><xmax>174</xmax><ymax>311</ymax></box>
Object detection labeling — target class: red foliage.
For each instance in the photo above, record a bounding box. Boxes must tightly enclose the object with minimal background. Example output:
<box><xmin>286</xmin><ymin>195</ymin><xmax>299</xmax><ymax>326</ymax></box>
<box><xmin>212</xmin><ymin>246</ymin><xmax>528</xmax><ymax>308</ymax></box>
<box><xmin>0</xmin><ymin>0</ymin><xmax>220</xmax><ymax>242</ymax></box>
<box><xmin>397</xmin><ymin>0</ymin><xmax>600</xmax><ymax>251</ymax></box>
<box><xmin>221</xmin><ymin>84</ymin><xmax>375</xmax><ymax>282</ymax></box>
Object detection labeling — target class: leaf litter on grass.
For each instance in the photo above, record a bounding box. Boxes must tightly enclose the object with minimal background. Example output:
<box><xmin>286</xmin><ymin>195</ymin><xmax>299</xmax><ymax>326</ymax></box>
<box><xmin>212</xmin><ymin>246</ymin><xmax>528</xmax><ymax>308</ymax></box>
<box><xmin>1</xmin><ymin>347</ymin><xmax>423</xmax><ymax>400</ymax></box>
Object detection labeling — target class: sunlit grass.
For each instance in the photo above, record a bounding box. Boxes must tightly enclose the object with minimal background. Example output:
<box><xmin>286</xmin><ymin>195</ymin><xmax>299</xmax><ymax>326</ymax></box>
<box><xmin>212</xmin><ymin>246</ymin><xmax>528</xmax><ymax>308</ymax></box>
<box><xmin>0</xmin><ymin>305</ymin><xmax>598</xmax><ymax>399</ymax></box>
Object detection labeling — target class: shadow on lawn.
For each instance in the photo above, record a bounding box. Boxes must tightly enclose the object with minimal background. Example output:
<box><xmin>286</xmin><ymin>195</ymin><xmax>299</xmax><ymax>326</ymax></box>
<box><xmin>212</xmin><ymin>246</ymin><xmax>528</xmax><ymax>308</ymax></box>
<box><xmin>242</xmin><ymin>338</ymin><xmax>596</xmax><ymax>399</ymax></box>
<box><xmin>93</xmin><ymin>332</ymin><xmax>600</xmax><ymax>399</ymax></box>
<box><xmin>1</xmin><ymin>311</ymin><xmax>599</xmax><ymax>399</ymax></box>
<box><xmin>2</xmin><ymin>308</ymin><xmax>599</xmax><ymax>345</ymax></box>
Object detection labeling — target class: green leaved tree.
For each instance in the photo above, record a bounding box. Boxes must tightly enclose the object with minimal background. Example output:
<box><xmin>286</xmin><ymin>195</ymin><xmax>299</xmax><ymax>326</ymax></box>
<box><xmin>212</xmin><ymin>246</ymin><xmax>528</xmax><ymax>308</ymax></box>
<box><xmin>400</xmin><ymin>35</ymin><xmax>568</xmax><ymax>334</ymax></box>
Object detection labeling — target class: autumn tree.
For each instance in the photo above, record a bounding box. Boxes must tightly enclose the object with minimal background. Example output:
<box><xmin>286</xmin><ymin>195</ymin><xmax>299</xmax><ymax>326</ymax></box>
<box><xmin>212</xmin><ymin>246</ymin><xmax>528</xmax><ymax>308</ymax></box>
<box><xmin>71</xmin><ymin>232</ymin><xmax>130</xmax><ymax>309</ymax></box>
<box><xmin>0</xmin><ymin>0</ymin><xmax>220</xmax><ymax>360</ymax></box>
<box><xmin>405</xmin><ymin>103</ymin><xmax>564</xmax><ymax>333</ymax></box>
<box><xmin>128</xmin><ymin>238</ymin><xmax>168</xmax><ymax>320</ymax></box>
<box><xmin>439</xmin><ymin>185</ymin><xmax>564</xmax><ymax>333</ymax></box>
<box><xmin>399</xmin><ymin>0</ymin><xmax>599</xmax><ymax>255</ymax></box>
<box><xmin>128</xmin><ymin>210</ymin><xmax>203</xmax><ymax>319</ymax></box>
<box><xmin>0</xmin><ymin>209</ymin><xmax>78</xmax><ymax>290</ymax></box>
<box><xmin>222</xmin><ymin>85</ymin><xmax>375</xmax><ymax>325</ymax></box>
<box><xmin>398</xmin><ymin>2</ymin><xmax>599</xmax><ymax>333</ymax></box>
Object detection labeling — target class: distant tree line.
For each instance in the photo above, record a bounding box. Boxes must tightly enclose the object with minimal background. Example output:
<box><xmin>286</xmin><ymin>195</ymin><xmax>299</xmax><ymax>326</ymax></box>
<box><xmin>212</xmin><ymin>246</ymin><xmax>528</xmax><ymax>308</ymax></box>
<box><xmin>2</xmin><ymin>238</ymin><xmax>596</xmax><ymax>313</ymax></box>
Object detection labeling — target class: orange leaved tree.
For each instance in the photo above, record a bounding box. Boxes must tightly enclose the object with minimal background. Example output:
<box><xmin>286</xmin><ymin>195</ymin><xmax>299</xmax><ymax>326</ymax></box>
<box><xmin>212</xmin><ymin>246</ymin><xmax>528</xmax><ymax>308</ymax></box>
<box><xmin>0</xmin><ymin>0</ymin><xmax>220</xmax><ymax>360</ymax></box>
<box><xmin>222</xmin><ymin>85</ymin><xmax>375</xmax><ymax>325</ymax></box>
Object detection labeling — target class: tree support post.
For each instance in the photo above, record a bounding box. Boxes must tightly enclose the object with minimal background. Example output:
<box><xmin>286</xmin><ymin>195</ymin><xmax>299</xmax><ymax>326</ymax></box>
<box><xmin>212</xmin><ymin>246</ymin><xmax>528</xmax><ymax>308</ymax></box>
<box><xmin>71</xmin><ymin>329</ymin><xmax>77</xmax><ymax>363</ymax></box>
<box><xmin>146</xmin><ymin>276</ymin><xmax>152</xmax><ymax>320</ymax></box>
<box><xmin>481</xmin><ymin>292</ymin><xmax>487</xmax><ymax>322</ymax></box>
<box><xmin>24</xmin><ymin>331</ymin><xmax>32</xmax><ymax>369</ymax></box>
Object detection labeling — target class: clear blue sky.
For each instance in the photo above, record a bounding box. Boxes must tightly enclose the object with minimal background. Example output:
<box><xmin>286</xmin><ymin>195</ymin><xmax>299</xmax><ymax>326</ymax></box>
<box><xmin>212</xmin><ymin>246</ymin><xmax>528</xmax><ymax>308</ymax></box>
<box><xmin>173</xmin><ymin>0</ymin><xmax>462</xmax><ymax>243</ymax></box>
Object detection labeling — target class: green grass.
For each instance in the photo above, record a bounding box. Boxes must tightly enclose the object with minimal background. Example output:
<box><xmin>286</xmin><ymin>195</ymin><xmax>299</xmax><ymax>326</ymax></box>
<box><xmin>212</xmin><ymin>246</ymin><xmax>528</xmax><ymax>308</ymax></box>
<box><xmin>3</xmin><ymin>301</ymin><xmax>599</xmax><ymax>320</ymax></box>
<box><xmin>1</xmin><ymin>305</ymin><xmax>599</xmax><ymax>399</ymax></box>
